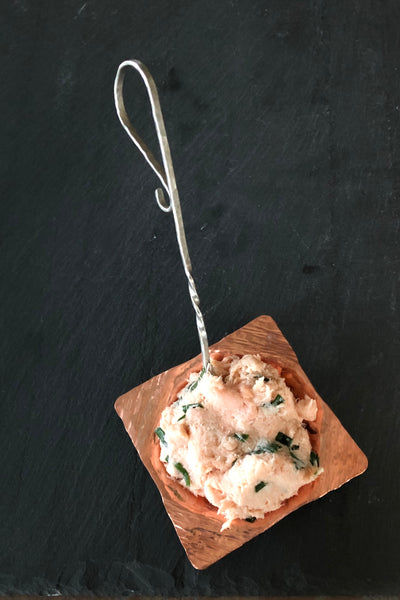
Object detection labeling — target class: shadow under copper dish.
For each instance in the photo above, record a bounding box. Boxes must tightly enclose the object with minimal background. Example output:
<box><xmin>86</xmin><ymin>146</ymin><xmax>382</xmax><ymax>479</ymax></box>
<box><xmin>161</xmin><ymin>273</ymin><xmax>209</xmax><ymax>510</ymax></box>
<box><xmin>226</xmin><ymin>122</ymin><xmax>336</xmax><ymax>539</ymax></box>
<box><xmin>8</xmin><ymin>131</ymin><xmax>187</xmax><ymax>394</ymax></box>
<box><xmin>115</xmin><ymin>315</ymin><xmax>368</xmax><ymax>569</ymax></box>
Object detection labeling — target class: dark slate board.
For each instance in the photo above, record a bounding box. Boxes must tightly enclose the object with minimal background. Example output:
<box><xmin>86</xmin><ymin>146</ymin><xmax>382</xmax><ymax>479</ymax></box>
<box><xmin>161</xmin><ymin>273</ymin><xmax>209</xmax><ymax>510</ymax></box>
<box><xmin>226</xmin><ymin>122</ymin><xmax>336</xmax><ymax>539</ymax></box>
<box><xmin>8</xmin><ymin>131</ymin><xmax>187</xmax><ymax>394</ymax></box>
<box><xmin>1</xmin><ymin>0</ymin><xmax>399</xmax><ymax>595</ymax></box>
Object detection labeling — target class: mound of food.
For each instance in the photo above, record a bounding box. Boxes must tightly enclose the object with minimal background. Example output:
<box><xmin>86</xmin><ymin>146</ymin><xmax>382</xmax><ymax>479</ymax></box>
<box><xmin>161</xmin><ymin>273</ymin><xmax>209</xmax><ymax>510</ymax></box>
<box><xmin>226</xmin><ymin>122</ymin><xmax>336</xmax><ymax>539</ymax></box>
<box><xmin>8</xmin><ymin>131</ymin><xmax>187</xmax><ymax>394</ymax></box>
<box><xmin>155</xmin><ymin>354</ymin><xmax>322</xmax><ymax>530</ymax></box>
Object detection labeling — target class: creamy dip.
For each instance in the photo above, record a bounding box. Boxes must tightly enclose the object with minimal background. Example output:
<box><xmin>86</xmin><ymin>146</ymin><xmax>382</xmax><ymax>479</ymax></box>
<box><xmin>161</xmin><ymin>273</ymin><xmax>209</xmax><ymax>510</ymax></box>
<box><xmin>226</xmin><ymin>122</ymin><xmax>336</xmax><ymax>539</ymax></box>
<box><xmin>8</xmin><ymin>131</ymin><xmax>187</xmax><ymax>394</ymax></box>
<box><xmin>155</xmin><ymin>354</ymin><xmax>322</xmax><ymax>530</ymax></box>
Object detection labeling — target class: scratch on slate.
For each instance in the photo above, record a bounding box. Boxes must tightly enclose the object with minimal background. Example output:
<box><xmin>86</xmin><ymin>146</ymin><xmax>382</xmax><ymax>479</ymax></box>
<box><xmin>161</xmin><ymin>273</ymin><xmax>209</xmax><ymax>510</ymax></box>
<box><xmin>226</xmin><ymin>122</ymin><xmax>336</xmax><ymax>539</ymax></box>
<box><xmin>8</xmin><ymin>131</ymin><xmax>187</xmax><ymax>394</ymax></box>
<box><xmin>75</xmin><ymin>2</ymin><xmax>87</xmax><ymax>17</ymax></box>
<box><xmin>289</xmin><ymin>224</ymin><xmax>311</xmax><ymax>250</ymax></box>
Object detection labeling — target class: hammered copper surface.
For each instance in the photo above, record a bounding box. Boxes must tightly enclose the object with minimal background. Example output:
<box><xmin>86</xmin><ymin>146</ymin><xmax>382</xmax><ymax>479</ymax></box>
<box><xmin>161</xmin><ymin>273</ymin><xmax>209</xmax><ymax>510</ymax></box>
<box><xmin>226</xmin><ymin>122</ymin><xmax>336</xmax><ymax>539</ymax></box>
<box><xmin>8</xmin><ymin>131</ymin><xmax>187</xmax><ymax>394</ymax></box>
<box><xmin>115</xmin><ymin>315</ymin><xmax>368</xmax><ymax>569</ymax></box>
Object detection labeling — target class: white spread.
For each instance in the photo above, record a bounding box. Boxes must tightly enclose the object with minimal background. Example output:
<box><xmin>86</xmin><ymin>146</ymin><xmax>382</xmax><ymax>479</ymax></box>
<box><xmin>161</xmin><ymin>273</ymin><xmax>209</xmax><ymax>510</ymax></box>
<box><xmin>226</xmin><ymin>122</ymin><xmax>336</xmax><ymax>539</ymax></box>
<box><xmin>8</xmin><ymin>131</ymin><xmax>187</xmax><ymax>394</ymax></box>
<box><xmin>156</xmin><ymin>354</ymin><xmax>322</xmax><ymax>530</ymax></box>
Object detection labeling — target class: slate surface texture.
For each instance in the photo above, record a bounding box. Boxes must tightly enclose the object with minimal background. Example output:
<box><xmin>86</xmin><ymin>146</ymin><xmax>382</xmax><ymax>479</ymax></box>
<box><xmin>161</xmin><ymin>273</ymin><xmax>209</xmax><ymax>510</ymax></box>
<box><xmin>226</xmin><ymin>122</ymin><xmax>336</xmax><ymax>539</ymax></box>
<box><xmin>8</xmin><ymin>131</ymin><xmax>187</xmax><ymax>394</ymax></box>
<box><xmin>1</xmin><ymin>0</ymin><xmax>399</xmax><ymax>596</ymax></box>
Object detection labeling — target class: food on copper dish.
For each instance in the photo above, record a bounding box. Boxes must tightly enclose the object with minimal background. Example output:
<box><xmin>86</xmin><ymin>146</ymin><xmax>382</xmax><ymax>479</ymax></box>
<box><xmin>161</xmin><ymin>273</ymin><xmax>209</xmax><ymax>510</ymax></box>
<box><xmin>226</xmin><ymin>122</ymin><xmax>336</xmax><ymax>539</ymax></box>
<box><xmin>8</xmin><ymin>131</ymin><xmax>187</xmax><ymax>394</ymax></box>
<box><xmin>155</xmin><ymin>354</ymin><xmax>323</xmax><ymax>530</ymax></box>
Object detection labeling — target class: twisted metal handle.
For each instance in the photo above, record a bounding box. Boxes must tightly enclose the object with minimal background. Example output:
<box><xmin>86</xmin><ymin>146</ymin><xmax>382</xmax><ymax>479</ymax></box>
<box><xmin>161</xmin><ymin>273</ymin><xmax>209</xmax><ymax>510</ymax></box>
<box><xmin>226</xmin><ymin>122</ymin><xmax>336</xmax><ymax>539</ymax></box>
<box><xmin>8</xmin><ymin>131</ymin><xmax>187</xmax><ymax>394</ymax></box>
<box><xmin>114</xmin><ymin>60</ymin><xmax>211</xmax><ymax>371</ymax></box>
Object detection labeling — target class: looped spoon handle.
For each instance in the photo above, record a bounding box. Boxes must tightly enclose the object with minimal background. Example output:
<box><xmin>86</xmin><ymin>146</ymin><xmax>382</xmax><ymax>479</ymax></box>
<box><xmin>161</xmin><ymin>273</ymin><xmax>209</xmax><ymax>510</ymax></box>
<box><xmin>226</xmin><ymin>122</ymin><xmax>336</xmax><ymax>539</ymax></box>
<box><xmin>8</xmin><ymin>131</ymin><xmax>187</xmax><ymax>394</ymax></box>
<box><xmin>114</xmin><ymin>59</ymin><xmax>211</xmax><ymax>372</ymax></box>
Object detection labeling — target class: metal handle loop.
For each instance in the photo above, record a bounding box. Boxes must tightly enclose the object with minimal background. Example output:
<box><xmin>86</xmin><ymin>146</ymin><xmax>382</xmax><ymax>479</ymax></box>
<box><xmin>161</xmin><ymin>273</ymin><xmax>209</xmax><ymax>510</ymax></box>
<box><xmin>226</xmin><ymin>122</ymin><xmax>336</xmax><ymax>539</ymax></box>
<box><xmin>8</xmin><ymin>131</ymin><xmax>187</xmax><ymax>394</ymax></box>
<box><xmin>114</xmin><ymin>60</ymin><xmax>172</xmax><ymax>212</ymax></box>
<box><xmin>114</xmin><ymin>60</ymin><xmax>212</xmax><ymax>371</ymax></box>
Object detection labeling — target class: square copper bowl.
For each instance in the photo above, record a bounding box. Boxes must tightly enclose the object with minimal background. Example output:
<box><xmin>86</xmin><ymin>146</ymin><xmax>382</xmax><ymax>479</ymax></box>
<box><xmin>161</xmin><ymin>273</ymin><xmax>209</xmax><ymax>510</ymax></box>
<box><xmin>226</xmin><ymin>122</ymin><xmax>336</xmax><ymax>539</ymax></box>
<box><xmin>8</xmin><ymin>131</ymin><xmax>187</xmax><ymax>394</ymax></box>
<box><xmin>115</xmin><ymin>315</ymin><xmax>368</xmax><ymax>569</ymax></box>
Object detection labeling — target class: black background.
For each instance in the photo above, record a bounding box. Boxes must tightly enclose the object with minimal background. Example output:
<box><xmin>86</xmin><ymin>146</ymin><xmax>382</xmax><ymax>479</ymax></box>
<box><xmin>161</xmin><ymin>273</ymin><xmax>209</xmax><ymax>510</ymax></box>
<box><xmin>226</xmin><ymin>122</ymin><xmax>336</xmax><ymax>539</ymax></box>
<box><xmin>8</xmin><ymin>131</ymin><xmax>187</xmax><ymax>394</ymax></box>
<box><xmin>1</xmin><ymin>0</ymin><xmax>399</xmax><ymax>596</ymax></box>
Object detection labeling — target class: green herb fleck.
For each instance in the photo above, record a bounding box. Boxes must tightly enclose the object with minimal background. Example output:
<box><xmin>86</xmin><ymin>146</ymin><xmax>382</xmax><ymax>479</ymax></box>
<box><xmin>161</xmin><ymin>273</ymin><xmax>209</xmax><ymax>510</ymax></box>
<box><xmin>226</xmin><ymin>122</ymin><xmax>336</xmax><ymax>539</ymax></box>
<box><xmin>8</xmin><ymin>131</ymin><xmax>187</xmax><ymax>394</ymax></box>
<box><xmin>271</xmin><ymin>394</ymin><xmax>285</xmax><ymax>406</ymax></box>
<box><xmin>231</xmin><ymin>458</ymin><xmax>238</xmax><ymax>467</ymax></box>
<box><xmin>186</xmin><ymin>402</ymin><xmax>204</xmax><ymax>411</ymax></box>
<box><xmin>164</xmin><ymin>455</ymin><xmax>169</xmax><ymax>463</ymax></box>
<box><xmin>275</xmin><ymin>431</ymin><xmax>292</xmax><ymax>446</ymax></box>
<box><xmin>233</xmin><ymin>433</ymin><xmax>249</xmax><ymax>442</ymax></box>
<box><xmin>187</xmin><ymin>367</ymin><xmax>206</xmax><ymax>392</ymax></box>
<box><xmin>251</xmin><ymin>441</ymin><xmax>281</xmax><ymax>454</ymax></box>
<box><xmin>255</xmin><ymin>481</ymin><xmax>267</xmax><ymax>493</ymax></box>
<box><xmin>289</xmin><ymin>450</ymin><xmax>305</xmax><ymax>470</ymax></box>
<box><xmin>291</xmin><ymin>444</ymin><xmax>300</xmax><ymax>450</ymax></box>
<box><xmin>246</xmin><ymin>516</ymin><xmax>256</xmax><ymax>523</ymax></box>
<box><xmin>177</xmin><ymin>402</ymin><xmax>204</xmax><ymax>421</ymax></box>
<box><xmin>155</xmin><ymin>427</ymin><xmax>167</xmax><ymax>446</ymax></box>
<box><xmin>310</xmin><ymin>450</ymin><xmax>320</xmax><ymax>467</ymax></box>
<box><xmin>174</xmin><ymin>462</ymin><xmax>190</xmax><ymax>486</ymax></box>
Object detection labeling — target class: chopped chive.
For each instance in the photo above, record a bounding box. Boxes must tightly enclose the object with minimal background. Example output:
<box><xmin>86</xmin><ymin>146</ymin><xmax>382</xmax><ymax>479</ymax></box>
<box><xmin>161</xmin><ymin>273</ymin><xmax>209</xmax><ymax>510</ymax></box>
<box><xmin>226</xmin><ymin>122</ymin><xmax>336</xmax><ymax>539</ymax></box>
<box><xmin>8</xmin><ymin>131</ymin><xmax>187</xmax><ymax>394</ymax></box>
<box><xmin>187</xmin><ymin>367</ymin><xmax>206</xmax><ymax>392</ymax></box>
<box><xmin>255</xmin><ymin>481</ymin><xmax>267</xmax><ymax>493</ymax></box>
<box><xmin>251</xmin><ymin>441</ymin><xmax>281</xmax><ymax>454</ymax></box>
<box><xmin>184</xmin><ymin>402</ymin><xmax>204</xmax><ymax>411</ymax></box>
<box><xmin>275</xmin><ymin>431</ymin><xmax>292</xmax><ymax>446</ymax></box>
<box><xmin>289</xmin><ymin>450</ymin><xmax>305</xmax><ymax>470</ymax></box>
<box><xmin>233</xmin><ymin>433</ymin><xmax>249</xmax><ymax>442</ymax></box>
<box><xmin>246</xmin><ymin>516</ymin><xmax>256</xmax><ymax>523</ymax></box>
<box><xmin>174</xmin><ymin>462</ymin><xmax>190</xmax><ymax>486</ymax></box>
<box><xmin>155</xmin><ymin>427</ymin><xmax>167</xmax><ymax>446</ymax></box>
<box><xmin>270</xmin><ymin>394</ymin><xmax>284</xmax><ymax>407</ymax></box>
<box><xmin>310</xmin><ymin>450</ymin><xmax>320</xmax><ymax>467</ymax></box>
<box><xmin>291</xmin><ymin>444</ymin><xmax>300</xmax><ymax>450</ymax></box>
<box><xmin>177</xmin><ymin>402</ymin><xmax>204</xmax><ymax>421</ymax></box>
<box><xmin>164</xmin><ymin>455</ymin><xmax>169</xmax><ymax>463</ymax></box>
